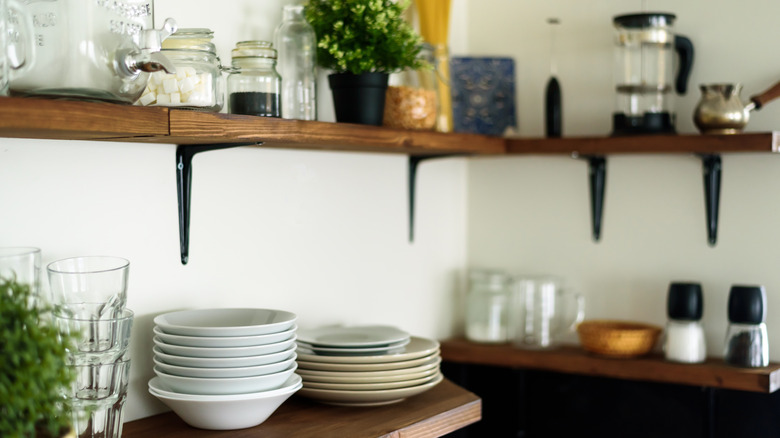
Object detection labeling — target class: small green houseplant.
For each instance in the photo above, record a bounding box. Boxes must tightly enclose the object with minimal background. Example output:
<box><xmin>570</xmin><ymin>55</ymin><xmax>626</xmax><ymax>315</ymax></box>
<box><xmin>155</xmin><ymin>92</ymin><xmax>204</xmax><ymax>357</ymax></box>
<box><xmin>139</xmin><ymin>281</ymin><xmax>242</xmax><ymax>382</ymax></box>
<box><xmin>305</xmin><ymin>0</ymin><xmax>424</xmax><ymax>125</ymax></box>
<box><xmin>0</xmin><ymin>276</ymin><xmax>75</xmax><ymax>437</ymax></box>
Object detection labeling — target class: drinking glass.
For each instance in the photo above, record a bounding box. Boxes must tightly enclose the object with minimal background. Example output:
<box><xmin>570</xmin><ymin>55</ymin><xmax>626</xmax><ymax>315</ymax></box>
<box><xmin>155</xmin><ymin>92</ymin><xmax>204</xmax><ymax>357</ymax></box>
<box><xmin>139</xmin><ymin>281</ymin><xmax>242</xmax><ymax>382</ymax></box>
<box><xmin>0</xmin><ymin>0</ymin><xmax>35</xmax><ymax>95</ymax></box>
<box><xmin>509</xmin><ymin>276</ymin><xmax>585</xmax><ymax>349</ymax></box>
<box><xmin>66</xmin><ymin>358</ymin><xmax>131</xmax><ymax>438</ymax></box>
<box><xmin>47</xmin><ymin>256</ymin><xmax>130</xmax><ymax>319</ymax></box>
<box><xmin>0</xmin><ymin>247</ymin><xmax>41</xmax><ymax>291</ymax></box>
<box><xmin>54</xmin><ymin>308</ymin><xmax>134</xmax><ymax>365</ymax></box>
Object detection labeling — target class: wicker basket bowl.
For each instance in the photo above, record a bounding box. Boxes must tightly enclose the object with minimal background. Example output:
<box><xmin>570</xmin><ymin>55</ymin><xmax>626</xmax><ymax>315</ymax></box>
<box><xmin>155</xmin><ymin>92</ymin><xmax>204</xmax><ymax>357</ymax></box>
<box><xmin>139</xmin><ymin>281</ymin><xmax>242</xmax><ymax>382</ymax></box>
<box><xmin>576</xmin><ymin>320</ymin><xmax>663</xmax><ymax>358</ymax></box>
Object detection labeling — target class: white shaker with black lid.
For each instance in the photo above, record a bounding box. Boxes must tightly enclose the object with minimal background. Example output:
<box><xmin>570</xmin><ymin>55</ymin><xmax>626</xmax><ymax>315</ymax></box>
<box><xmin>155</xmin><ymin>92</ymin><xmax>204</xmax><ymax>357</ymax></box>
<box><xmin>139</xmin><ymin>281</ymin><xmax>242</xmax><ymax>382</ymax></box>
<box><xmin>724</xmin><ymin>285</ymin><xmax>768</xmax><ymax>367</ymax></box>
<box><xmin>664</xmin><ymin>282</ymin><xmax>706</xmax><ymax>363</ymax></box>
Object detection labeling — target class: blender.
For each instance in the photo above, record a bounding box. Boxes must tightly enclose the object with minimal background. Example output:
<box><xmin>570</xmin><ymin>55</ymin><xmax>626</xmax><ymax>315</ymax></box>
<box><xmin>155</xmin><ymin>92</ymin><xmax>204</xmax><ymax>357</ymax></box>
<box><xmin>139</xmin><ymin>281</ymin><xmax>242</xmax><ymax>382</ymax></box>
<box><xmin>612</xmin><ymin>12</ymin><xmax>694</xmax><ymax>135</ymax></box>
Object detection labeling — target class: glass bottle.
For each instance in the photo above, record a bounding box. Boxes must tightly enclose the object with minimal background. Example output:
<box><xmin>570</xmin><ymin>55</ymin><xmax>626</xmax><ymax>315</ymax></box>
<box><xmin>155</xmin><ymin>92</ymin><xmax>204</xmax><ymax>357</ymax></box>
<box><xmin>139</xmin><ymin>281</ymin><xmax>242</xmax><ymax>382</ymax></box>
<box><xmin>136</xmin><ymin>28</ymin><xmax>224</xmax><ymax>112</ymax></box>
<box><xmin>383</xmin><ymin>43</ymin><xmax>438</xmax><ymax>131</ymax></box>
<box><xmin>273</xmin><ymin>5</ymin><xmax>317</xmax><ymax>120</ymax></box>
<box><xmin>465</xmin><ymin>269</ymin><xmax>511</xmax><ymax>343</ymax></box>
<box><xmin>664</xmin><ymin>282</ymin><xmax>706</xmax><ymax>363</ymax></box>
<box><xmin>227</xmin><ymin>41</ymin><xmax>282</xmax><ymax>118</ymax></box>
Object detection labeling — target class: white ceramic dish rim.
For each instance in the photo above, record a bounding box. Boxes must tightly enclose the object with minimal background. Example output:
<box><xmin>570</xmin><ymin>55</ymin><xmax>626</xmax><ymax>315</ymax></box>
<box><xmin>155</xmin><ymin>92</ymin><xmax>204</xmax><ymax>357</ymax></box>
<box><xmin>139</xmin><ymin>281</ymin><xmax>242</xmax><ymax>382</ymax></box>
<box><xmin>153</xmin><ymin>335</ymin><xmax>297</xmax><ymax>357</ymax></box>
<box><xmin>153</xmin><ymin>345</ymin><xmax>296</xmax><ymax>368</ymax></box>
<box><xmin>152</xmin><ymin>353</ymin><xmax>297</xmax><ymax>377</ymax></box>
<box><xmin>154</xmin><ymin>363</ymin><xmax>297</xmax><ymax>385</ymax></box>
<box><xmin>154</xmin><ymin>308</ymin><xmax>297</xmax><ymax>337</ymax></box>
<box><xmin>297</xmin><ymin>355</ymin><xmax>441</xmax><ymax>376</ymax></box>
<box><xmin>148</xmin><ymin>374</ymin><xmax>303</xmax><ymax>401</ymax></box>
<box><xmin>296</xmin><ymin>338</ymin><xmax>410</xmax><ymax>355</ymax></box>
<box><xmin>297</xmin><ymin>373</ymin><xmax>443</xmax><ymax>403</ymax></box>
<box><xmin>302</xmin><ymin>372</ymin><xmax>438</xmax><ymax>391</ymax></box>
<box><xmin>153</xmin><ymin>325</ymin><xmax>297</xmax><ymax>347</ymax></box>
<box><xmin>295</xmin><ymin>336</ymin><xmax>439</xmax><ymax>364</ymax></box>
<box><xmin>298</xmin><ymin>366</ymin><xmax>440</xmax><ymax>384</ymax></box>
<box><xmin>296</xmin><ymin>325</ymin><xmax>410</xmax><ymax>347</ymax></box>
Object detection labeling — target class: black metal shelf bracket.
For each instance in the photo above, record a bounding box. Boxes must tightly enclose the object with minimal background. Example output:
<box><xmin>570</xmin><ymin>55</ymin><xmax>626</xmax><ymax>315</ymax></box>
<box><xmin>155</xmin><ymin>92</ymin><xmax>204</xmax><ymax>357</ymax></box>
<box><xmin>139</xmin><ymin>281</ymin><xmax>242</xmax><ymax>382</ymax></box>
<box><xmin>408</xmin><ymin>154</ymin><xmax>463</xmax><ymax>242</ymax></box>
<box><xmin>574</xmin><ymin>155</ymin><xmax>607</xmax><ymax>242</ymax></box>
<box><xmin>176</xmin><ymin>142</ymin><xmax>262</xmax><ymax>265</ymax></box>
<box><xmin>700</xmin><ymin>154</ymin><xmax>722</xmax><ymax>246</ymax></box>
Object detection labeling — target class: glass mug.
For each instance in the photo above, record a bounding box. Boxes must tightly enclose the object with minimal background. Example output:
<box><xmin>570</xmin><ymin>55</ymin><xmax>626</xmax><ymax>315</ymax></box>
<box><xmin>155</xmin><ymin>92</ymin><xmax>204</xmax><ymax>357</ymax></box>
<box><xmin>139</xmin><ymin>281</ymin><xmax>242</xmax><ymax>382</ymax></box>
<box><xmin>0</xmin><ymin>0</ymin><xmax>34</xmax><ymax>95</ymax></box>
<box><xmin>509</xmin><ymin>276</ymin><xmax>585</xmax><ymax>349</ymax></box>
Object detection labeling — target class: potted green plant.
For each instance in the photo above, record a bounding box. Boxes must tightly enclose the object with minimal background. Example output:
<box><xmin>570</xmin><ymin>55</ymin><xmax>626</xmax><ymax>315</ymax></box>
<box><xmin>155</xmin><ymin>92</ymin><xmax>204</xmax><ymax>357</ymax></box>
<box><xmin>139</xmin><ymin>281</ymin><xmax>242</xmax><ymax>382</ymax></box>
<box><xmin>305</xmin><ymin>0</ymin><xmax>424</xmax><ymax>125</ymax></box>
<box><xmin>0</xmin><ymin>276</ymin><xmax>75</xmax><ymax>437</ymax></box>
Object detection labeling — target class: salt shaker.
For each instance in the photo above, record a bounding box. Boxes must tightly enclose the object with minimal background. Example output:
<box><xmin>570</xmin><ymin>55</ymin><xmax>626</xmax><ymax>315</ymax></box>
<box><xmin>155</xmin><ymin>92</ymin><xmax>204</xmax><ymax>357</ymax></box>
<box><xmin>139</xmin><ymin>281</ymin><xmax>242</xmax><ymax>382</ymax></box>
<box><xmin>724</xmin><ymin>285</ymin><xmax>768</xmax><ymax>367</ymax></box>
<box><xmin>664</xmin><ymin>282</ymin><xmax>706</xmax><ymax>363</ymax></box>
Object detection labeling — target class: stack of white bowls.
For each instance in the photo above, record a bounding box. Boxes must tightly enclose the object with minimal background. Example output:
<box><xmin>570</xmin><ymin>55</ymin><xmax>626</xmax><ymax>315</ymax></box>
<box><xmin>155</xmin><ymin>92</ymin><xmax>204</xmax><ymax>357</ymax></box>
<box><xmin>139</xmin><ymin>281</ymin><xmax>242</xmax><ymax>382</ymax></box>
<box><xmin>295</xmin><ymin>325</ymin><xmax>443</xmax><ymax>406</ymax></box>
<box><xmin>148</xmin><ymin>308</ymin><xmax>301</xmax><ymax>430</ymax></box>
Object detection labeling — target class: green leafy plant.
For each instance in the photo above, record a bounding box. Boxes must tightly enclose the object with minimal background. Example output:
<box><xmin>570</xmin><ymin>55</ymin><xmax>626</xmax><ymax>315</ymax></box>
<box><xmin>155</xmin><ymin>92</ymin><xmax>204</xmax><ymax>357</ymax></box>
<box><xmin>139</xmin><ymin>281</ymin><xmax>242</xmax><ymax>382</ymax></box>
<box><xmin>305</xmin><ymin>0</ymin><xmax>424</xmax><ymax>74</ymax></box>
<box><xmin>0</xmin><ymin>277</ymin><xmax>74</xmax><ymax>437</ymax></box>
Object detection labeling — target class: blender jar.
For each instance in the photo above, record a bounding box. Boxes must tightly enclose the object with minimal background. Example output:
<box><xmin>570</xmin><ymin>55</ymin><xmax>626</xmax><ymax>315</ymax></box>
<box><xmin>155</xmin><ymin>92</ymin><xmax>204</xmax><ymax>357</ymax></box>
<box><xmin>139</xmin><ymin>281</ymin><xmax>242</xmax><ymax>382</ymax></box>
<box><xmin>612</xmin><ymin>13</ymin><xmax>693</xmax><ymax>135</ymax></box>
<box><xmin>9</xmin><ymin>0</ymin><xmax>177</xmax><ymax>103</ymax></box>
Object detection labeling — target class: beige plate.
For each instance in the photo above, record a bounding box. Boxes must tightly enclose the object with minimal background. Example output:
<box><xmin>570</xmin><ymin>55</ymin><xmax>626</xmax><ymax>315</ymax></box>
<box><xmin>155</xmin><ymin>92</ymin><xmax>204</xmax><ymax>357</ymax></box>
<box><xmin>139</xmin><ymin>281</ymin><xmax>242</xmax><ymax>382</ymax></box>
<box><xmin>295</xmin><ymin>336</ymin><xmax>439</xmax><ymax>364</ymax></box>
<box><xmin>302</xmin><ymin>372</ymin><xmax>439</xmax><ymax>391</ymax></box>
<box><xmin>299</xmin><ymin>366</ymin><xmax>440</xmax><ymax>384</ymax></box>
<box><xmin>297</xmin><ymin>373</ymin><xmax>443</xmax><ymax>407</ymax></box>
<box><xmin>296</xmin><ymin>353</ymin><xmax>440</xmax><ymax>372</ymax></box>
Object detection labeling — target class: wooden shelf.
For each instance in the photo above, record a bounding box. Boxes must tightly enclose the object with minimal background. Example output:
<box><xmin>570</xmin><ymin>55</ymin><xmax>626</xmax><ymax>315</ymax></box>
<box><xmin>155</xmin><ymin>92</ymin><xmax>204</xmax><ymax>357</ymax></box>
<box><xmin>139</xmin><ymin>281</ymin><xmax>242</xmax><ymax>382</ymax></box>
<box><xmin>122</xmin><ymin>378</ymin><xmax>480</xmax><ymax>438</ymax></box>
<box><xmin>0</xmin><ymin>96</ymin><xmax>777</xmax><ymax>156</ymax></box>
<box><xmin>440</xmin><ymin>338</ymin><xmax>780</xmax><ymax>393</ymax></box>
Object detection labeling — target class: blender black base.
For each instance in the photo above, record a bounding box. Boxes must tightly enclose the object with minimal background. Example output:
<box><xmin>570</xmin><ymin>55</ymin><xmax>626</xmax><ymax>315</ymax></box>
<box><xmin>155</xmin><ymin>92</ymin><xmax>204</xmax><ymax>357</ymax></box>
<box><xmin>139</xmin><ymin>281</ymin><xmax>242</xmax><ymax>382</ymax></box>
<box><xmin>612</xmin><ymin>112</ymin><xmax>676</xmax><ymax>136</ymax></box>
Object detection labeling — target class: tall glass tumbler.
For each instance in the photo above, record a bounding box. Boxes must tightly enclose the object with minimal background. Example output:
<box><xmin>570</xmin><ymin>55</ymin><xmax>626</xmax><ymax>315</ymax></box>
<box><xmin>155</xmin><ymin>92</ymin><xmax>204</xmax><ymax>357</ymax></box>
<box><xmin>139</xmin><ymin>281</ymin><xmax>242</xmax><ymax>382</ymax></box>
<box><xmin>47</xmin><ymin>256</ymin><xmax>129</xmax><ymax>319</ymax></box>
<box><xmin>0</xmin><ymin>247</ymin><xmax>41</xmax><ymax>291</ymax></box>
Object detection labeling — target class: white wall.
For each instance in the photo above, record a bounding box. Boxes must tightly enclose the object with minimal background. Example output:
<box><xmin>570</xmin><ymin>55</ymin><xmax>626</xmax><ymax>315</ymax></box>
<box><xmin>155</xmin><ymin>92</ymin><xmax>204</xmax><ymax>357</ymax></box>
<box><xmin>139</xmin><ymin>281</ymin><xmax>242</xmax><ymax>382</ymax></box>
<box><xmin>0</xmin><ymin>0</ymin><xmax>468</xmax><ymax>421</ymax></box>
<box><xmin>466</xmin><ymin>0</ymin><xmax>780</xmax><ymax>356</ymax></box>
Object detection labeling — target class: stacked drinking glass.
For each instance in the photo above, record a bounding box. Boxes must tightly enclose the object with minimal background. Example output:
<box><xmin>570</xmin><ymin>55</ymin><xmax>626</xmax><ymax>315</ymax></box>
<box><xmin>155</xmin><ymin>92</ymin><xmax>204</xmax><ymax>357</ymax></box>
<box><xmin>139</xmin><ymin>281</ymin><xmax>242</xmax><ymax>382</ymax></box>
<box><xmin>47</xmin><ymin>256</ymin><xmax>133</xmax><ymax>438</ymax></box>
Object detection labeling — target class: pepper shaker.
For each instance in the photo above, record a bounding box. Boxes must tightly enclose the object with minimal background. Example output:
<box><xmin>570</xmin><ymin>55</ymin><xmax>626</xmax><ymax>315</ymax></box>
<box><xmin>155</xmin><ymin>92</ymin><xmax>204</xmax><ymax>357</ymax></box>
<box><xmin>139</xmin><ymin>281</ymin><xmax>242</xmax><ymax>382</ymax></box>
<box><xmin>724</xmin><ymin>285</ymin><xmax>768</xmax><ymax>367</ymax></box>
<box><xmin>664</xmin><ymin>282</ymin><xmax>706</xmax><ymax>363</ymax></box>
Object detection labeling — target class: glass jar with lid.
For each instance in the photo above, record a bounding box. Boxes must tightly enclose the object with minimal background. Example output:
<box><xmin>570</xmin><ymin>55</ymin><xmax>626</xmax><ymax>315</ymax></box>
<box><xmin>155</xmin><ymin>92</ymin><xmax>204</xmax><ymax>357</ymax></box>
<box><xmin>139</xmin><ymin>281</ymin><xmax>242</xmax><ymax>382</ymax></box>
<box><xmin>135</xmin><ymin>28</ymin><xmax>224</xmax><ymax>111</ymax></box>
<box><xmin>465</xmin><ymin>269</ymin><xmax>511</xmax><ymax>343</ymax></box>
<box><xmin>383</xmin><ymin>43</ymin><xmax>438</xmax><ymax>130</ymax></box>
<box><xmin>226</xmin><ymin>41</ymin><xmax>282</xmax><ymax>118</ymax></box>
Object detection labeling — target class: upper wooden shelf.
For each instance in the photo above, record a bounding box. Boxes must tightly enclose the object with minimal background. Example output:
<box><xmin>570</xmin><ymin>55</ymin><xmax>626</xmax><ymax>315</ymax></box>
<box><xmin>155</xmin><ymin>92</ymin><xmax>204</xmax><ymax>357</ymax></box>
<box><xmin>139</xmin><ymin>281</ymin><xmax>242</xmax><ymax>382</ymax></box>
<box><xmin>122</xmin><ymin>378</ymin><xmax>480</xmax><ymax>438</ymax></box>
<box><xmin>440</xmin><ymin>338</ymin><xmax>780</xmax><ymax>394</ymax></box>
<box><xmin>0</xmin><ymin>96</ymin><xmax>777</xmax><ymax>156</ymax></box>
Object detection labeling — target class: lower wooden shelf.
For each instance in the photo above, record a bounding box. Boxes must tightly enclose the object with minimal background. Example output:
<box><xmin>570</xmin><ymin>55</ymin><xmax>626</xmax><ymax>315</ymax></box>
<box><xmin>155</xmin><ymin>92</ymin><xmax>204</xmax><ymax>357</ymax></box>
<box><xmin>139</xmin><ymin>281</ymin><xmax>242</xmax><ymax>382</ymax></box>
<box><xmin>439</xmin><ymin>338</ymin><xmax>780</xmax><ymax>393</ymax></box>
<box><xmin>122</xmin><ymin>378</ymin><xmax>480</xmax><ymax>438</ymax></box>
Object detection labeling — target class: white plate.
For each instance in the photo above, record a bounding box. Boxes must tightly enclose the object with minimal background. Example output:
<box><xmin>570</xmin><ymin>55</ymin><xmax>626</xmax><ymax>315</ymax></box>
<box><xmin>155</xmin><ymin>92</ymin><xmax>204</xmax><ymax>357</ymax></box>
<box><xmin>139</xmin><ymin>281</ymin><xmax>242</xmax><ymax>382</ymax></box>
<box><xmin>297</xmin><ymin>373</ymin><xmax>443</xmax><ymax>406</ymax></box>
<box><xmin>153</xmin><ymin>345</ymin><xmax>295</xmax><ymax>368</ymax></box>
<box><xmin>296</xmin><ymin>351</ymin><xmax>440</xmax><ymax>372</ymax></box>
<box><xmin>297</xmin><ymin>355</ymin><xmax>440</xmax><ymax>375</ymax></box>
<box><xmin>296</xmin><ymin>336</ymin><xmax>439</xmax><ymax>364</ymax></box>
<box><xmin>153</xmin><ymin>354</ymin><xmax>297</xmax><ymax>379</ymax></box>
<box><xmin>153</xmin><ymin>325</ymin><xmax>296</xmax><ymax>348</ymax></box>
<box><xmin>153</xmin><ymin>335</ymin><xmax>296</xmax><ymax>358</ymax></box>
<box><xmin>296</xmin><ymin>338</ymin><xmax>410</xmax><ymax>356</ymax></box>
<box><xmin>296</xmin><ymin>325</ymin><xmax>409</xmax><ymax>347</ymax></box>
<box><xmin>148</xmin><ymin>375</ymin><xmax>302</xmax><ymax>430</ymax></box>
<box><xmin>153</xmin><ymin>364</ymin><xmax>297</xmax><ymax>395</ymax></box>
<box><xmin>302</xmin><ymin>373</ymin><xmax>438</xmax><ymax>391</ymax></box>
<box><xmin>154</xmin><ymin>308</ymin><xmax>297</xmax><ymax>337</ymax></box>
<box><xmin>298</xmin><ymin>366</ymin><xmax>440</xmax><ymax>384</ymax></box>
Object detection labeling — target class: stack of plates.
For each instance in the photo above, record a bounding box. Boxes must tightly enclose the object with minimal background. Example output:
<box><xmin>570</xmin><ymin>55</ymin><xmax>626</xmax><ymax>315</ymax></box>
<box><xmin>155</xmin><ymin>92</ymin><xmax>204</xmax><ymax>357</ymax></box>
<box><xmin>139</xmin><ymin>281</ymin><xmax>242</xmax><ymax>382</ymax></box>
<box><xmin>295</xmin><ymin>325</ymin><xmax>443</xmax><ymax>406</ymax></box>
<box><xmin>148</xmin><ymin>308</ymin><xmax>302</xmax><ymax>430</ymax></box>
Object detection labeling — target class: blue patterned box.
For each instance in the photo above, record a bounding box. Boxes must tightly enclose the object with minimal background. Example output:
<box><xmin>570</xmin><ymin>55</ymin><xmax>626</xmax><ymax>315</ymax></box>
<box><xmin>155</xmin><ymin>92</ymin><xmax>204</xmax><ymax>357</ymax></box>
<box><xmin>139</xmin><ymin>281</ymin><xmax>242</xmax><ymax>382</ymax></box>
<box><xmin>450</xmin><ymin>57</ymin><xmax>517</xmax><ymax>136</ymax></box>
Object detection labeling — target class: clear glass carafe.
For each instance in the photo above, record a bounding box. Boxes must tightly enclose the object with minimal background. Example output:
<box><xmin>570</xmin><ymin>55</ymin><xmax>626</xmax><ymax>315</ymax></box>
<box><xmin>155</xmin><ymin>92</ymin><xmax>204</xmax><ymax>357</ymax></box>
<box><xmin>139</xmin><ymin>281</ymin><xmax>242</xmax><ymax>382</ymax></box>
<box><xmin>274</xmin><ymin>5</ymin><xmax>316</xmax><ymax>120</ymax></box>
<box><xmin>509</xmin><ymin>276</ymin><xmax>584</xmax><ymax>349</ymax></box>
<box><xmin>227</xmin><ymin>41</ymin><xmax>281</xmax><ymax>118</ymax></box>
<box><xmin>465</xmin><ymin>270</ymin><xmax>511</xmax><ymax>343</ymax></box>
<box><xmin>9</xmin><ymin>0</ymin><xmax>177</xmax><ymax>103</ymax></box>
<box><xmin>136</xmin><ymin>28</ymin><xmax>224</xmax><ymax>111</ymax></box>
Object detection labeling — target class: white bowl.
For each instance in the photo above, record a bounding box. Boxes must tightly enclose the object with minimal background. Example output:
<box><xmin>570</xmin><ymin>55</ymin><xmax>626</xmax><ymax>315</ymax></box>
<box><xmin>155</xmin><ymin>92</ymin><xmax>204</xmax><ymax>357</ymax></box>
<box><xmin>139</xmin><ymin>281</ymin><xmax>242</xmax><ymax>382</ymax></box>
<box><xmin>153</xmin><ymin>354</ymin><xmax>297</xmax><ymax>379</ymax></box>
<box><xmin>153</xmin><ymin>335</ymin><xmax>296</xmax><ymax>358</ymax></box>
<box><xmin>153</xmin><ymin>345</ymin><xmax>296</xmax><ymax>368</ymax></box>
<box><xmin>153</xmin><ymin>363</ymin><xmax>298</xmax><ymax>395</ymax></box>
<box><xmin>154</xmin><ymin>308</ymin><xmax>297</xmax><ymax>337</ymax></box>
<box><xmin>148</xmin><ymin>374</ymin><xmax>302</xmax><ymax>430</ymax></box>
<box><xmin>153</xmin><ymin>325</ymin><xmax>297</xmax><ymax>348</ymax></box>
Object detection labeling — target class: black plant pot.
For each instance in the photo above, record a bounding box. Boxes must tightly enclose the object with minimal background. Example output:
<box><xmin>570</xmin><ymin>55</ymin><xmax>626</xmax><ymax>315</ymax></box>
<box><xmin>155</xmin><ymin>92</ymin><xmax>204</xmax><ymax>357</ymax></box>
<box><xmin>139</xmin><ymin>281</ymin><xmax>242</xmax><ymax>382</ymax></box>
<box><xmin>328</xmin><ymin>72</ymin><xmax>389</xmax><ymax>126</ymax></box>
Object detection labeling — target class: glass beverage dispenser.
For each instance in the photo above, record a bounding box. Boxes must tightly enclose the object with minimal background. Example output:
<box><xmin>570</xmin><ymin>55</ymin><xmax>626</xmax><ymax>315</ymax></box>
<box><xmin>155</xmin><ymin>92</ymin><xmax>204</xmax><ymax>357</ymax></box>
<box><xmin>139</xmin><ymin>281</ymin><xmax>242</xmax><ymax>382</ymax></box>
<box><xmin>612</xmin><ymin>13</ymin><xmax>693</xmax><ymax>135</ymax></box>
<box><xmin>9</xmin><ymin>0</ymin><xmax>177</xmax><ymax>103</ymax></box>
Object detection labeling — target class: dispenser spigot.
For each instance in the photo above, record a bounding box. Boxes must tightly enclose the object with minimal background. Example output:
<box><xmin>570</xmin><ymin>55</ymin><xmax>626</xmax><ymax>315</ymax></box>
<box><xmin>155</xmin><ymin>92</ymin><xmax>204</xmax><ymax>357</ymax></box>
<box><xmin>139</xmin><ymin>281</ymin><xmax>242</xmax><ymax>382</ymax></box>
<box><xmin>117</xmin><ymin>18</ymin><xmax>178</xmax><ymax>78</ymax></box>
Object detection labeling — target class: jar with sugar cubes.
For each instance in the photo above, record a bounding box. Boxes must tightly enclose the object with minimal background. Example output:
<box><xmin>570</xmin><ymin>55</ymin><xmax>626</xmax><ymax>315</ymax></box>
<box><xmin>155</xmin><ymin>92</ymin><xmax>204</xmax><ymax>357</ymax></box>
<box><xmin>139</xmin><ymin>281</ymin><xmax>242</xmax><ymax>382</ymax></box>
<box><xmin>135</xmin><ymin>28</ymin><xmax>224</xmax><ymax>111</ymax></box>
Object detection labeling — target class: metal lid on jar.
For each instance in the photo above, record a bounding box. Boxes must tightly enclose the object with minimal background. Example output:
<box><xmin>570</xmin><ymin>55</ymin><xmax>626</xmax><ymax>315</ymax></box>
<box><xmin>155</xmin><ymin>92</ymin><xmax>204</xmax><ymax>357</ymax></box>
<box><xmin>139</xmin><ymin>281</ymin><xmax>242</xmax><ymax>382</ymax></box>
<box><xmin>162</xmin><ymin>28</ymin><xmax>217</xmax><ymax>54</ymax></box>
<box><xmin>231</xmin><ymin>41</ymin><xmax>277</xmax><ymax>60</ymax></box>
